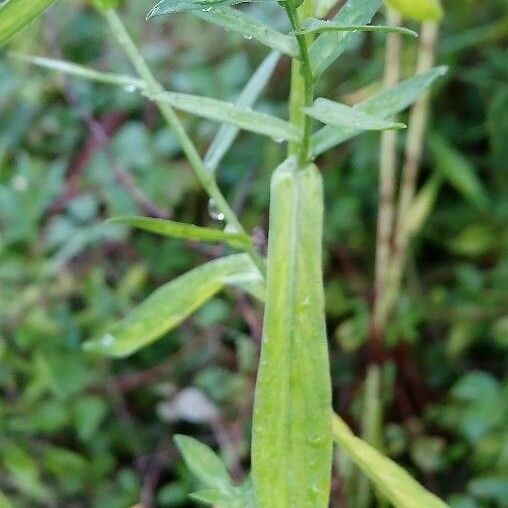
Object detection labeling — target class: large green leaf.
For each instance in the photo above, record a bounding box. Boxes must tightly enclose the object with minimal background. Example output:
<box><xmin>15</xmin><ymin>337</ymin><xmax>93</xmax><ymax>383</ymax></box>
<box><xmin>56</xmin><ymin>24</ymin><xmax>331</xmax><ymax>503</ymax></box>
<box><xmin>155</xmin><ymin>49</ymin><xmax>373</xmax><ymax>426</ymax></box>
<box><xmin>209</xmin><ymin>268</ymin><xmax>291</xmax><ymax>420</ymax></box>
<box><xmin>312</xmin><ymin>66</ymin><xmax>447</xmax><ymax>156</ymax></box>
<box><xmin>204</xmin><ymin>51</ymin><xmax>280</xmax><ymax>172</ymax></box>
<box><xmin>385</xmin><ymin>0</ymin><xmax>443</xmax><ymax>22</ymax></box>
<box><xmin>150</xmin><ymin>90</ymin><xmax>299</xmax><ymax>142</ymax></box>
<box><xmin>252</xmin><ymin>158</ymin><xmax>332</xmax><ymax>507</ymax></box>
<box><xmin>0</xmin><ymin>0</ymin><xmax>56</xmax><ymax>47</ymax></box>
<box><xmin>309</xmin><ymin>0</ymin><xmax>383</xmax><ymax>78</ymax></box>
<box><xmin>84</xmin><ymin>254</ymin><xmax>262</xmax><ymax>357</ymax></box>
<box><xmin>333</xmin><ymin>414</ymin><xmax>450</xmax><ymax>508</ymax></box>
<box><xmin>194</xmin><ymin>7</ymin><xmax>298</xmax><ymax>57</ymax></box>
<box><xmin>108</xmin><ymin>216</ymin><xmax>251</xmax><ymax>249</ymax></box>
<box><xmin>305</xmin><ymin>98</ymin><xmax>406</xmax><ymax>131</ymax></box>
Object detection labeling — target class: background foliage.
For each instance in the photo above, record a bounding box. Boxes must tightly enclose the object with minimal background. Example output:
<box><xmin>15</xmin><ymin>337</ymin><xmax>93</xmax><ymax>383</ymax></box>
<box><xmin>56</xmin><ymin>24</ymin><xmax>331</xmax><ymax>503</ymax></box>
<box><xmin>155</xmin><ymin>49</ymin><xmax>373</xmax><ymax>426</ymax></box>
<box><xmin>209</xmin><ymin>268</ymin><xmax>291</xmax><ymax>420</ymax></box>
<box><xmin>0</xmin><ymin>0</ymin><xmax>507</xmax><ymax>506</ymax></box>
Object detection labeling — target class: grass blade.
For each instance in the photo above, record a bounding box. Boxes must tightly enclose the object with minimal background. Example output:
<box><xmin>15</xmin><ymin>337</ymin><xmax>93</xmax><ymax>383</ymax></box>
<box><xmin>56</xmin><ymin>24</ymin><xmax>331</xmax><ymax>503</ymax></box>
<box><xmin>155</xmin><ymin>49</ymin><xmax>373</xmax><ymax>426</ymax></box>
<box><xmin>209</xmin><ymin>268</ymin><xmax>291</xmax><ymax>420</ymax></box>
<box><xmin>150</xmin><ymin>90</ymin><xmax>299</xmax><ymax>142</ymax></box>
<box><xmin>252</xmin><ymin>158</ymin><xmax>332</xmax><ymax>507</ymax></box>
<box><xmin>305</xmin><ymin>98</ymin><xmax>406</xmax><ymax>131</ymax></box>
<box><xmin>108</xmin><ymin>216</ymin><xmax>251</xmax><ymax>249</ymax></box>
<box><xmin>294</xmin><ymin>19</ymin><xmax>417</xmax><ymax>38</ymax></box>
<box><xmin>309</xmin><ymin>0</ymin><xmax>382</xmax><ymax>79</ymax></box>
<box><xmin>194</xmin><ymin>8</ymin><xmax>298</xmax><ymax>57</ymax></box>
<box><xmin>0</xmin><ymin>0</ymin><xmax>56</xmax><ymax>47</ymax></box>
<box><xmin>204</xmin><ymin>51</ymin><xmax>280</xmax><ymax>172</ymax></box>
<box><xmin>332</xmin><ymin>414</ymin><xmax>450</xmax><ymax>508</ymax></box>
<box><xmin>147</xmin><ymin>0</ymin><xmax>271</xmax><ymax>16</ymax></box>
<box><xmin>311</xmin><ymin>66</ymin><xmax>447</xmax><ymax>156</ymax></box>
<box><xmin>84</xmin><ymin>254</ymin><xmax>262</xmax><ymax>357</ymax></box>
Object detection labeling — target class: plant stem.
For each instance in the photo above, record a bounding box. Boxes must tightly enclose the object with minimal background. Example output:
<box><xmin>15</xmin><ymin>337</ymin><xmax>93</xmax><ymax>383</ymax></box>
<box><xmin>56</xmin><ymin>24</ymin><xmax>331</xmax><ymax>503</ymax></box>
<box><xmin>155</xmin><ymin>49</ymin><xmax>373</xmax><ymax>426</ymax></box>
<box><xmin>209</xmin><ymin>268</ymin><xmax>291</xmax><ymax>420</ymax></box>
<box><xmin>104</xmin><ymin>9</ymin><xmax>265</xmax><ymax>276</ymax></box>
<box><xmin>373</xmin><ymin>8</ymin><xmax>403</xmax><ymax>331</ymax></box>
<box><xmin>285</xmin><ymin>0</ymin><xmax>314</xmax><ymax>165</ymax></box>
<box><xmin>377</xmin><ymin>21</ymin><xmax>439</xmax><ymax>327</ymax></box>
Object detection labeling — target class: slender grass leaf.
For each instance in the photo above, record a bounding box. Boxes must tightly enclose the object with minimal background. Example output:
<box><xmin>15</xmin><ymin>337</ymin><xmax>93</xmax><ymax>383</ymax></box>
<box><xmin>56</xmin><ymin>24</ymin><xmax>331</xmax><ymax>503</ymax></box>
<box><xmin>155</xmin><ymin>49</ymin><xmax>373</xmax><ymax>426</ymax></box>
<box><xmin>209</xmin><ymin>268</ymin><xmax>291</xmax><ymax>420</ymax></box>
<box><xmin>205</xmin><ymin>51</ymin><xmax>280</xmax><ymax>172</ymax></box>
<box><xmin>305</xmin><ymin>98</ymin><xmax>406</xmax><ymax>131</ymax></box>
<box><xmin>9</xmin><ymin>53</ymin><xmax>146</xmax><ymax>90</ymax></box>
<box><xmin>294</xmin><ymin>18</ymin><xmax>417</xmax><ymax>38</ymax></box>
<box><xmin>0</xmin><ymin>0</ymin><xmax>56</xmax><ymax>47</ymax></box>
<box><xmin>84</xmin><ymin>254</ymin><xmax>262</xmax><ymax>357</ymax></box>
<box><xmin>189</xmin><ymin>490</ymin><xmax>233</xmax><ymax>505</ymax></box>
<box><xmin>385</xmin><ymin>0</ymin><xmax>443</xmax><ymax>22</ymax></box>
<box><xmin>405</xmin><ymin>175</ymin><xmax>442</xmax><ymax>235</ymax></box>
<box><xmin>429</xmin><ymin>135</ymin><xmax>490</xmax><ymax>212</ymax></box>
<box><xmin>174</xmin><ymin>435</ymin><xmax>232</xmax><ymax>491</ymax></box>
<box><xmin>309</xmin><ymin>0</ymin><xmax>383</xmax><ymax>78</ymax></box>
<box><xmin>252</xmin><ymin>158</ymin><xmax>333</xmax><ymax>507</ymax></box>
<box><xmin>194</xmin><ymin>8</ymin><xmax>298</xmax><ymax>57</ymax></box>
<box><xmin>147</xmin><ymin>0</ymin><xmax>271</xmax><ymax>17</ymax></box>
<box><xmin>149</xmin><ymin>90</ymin><xmax>299</xmax><ymax>142</ymax></box>
<box><xmin>108</xmin><ymin>216</ymin><xmax>251</xmax><ymax>249</ymax></box>
<box><xmin>332</xmin><ymin>414</ymin><xmax>450</xmax><ymax>508</ymax></box>
<box><xmin>312</xmin><ymin>66</ymin><xmax>447</xmax><ymax>156</ymax></box>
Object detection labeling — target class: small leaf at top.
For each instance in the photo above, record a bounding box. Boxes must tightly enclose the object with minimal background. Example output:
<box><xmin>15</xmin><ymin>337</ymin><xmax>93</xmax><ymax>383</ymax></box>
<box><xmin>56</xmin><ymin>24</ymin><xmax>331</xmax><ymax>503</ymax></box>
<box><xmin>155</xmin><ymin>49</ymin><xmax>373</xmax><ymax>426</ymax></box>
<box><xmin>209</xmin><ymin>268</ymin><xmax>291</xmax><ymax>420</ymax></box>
<box><xmin>385</xmin><ymin>0</ymin><xmax>443</xmax><ymax>22</ymax></box>
<box><xmin>305</xmin><ymin>98</ymin><xmax>406</xmax><ymax>131</ymax></box>
<box><xmin>174</xmin><ymin>435</ymin><xmax>232</xmax><ymax>491</ymax></box>
<box><xmin>108</xmin><ymin>216</ymin><xmax>251</xmax><ymax>249</ymax></box>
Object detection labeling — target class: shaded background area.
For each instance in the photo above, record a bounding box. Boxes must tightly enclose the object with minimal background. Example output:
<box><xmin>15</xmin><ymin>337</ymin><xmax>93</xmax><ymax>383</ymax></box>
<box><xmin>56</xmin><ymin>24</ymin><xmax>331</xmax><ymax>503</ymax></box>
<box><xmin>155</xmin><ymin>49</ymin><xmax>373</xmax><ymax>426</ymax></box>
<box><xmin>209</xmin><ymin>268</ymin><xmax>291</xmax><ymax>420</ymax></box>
<box><xmin>0</xmin><ymin>0</ymin><xmax>507</xmax><ymax>506</ymax></box>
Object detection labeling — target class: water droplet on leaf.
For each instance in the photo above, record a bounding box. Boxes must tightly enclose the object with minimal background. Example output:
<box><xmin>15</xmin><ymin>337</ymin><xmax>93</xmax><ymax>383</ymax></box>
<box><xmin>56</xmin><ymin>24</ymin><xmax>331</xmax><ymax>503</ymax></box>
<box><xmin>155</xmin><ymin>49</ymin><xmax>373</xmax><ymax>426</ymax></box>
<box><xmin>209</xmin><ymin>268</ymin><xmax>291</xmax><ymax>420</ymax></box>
<box><xmin>207</xmin><ymin>198</ymin><xmax>225</xmax><ymax>221</ymax></box>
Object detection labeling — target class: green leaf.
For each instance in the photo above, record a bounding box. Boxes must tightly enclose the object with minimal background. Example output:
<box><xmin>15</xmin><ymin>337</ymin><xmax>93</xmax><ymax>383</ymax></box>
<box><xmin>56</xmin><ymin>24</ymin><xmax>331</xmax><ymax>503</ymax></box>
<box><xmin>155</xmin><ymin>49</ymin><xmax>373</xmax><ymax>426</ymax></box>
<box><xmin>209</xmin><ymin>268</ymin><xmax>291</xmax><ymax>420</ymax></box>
<box><xmin>0</xmin><ymin>0</ymin><xmax>56</xmax><ymax>47</ymax></box>
<box><xmin>332</xmin><ymin>414</ymin><xmax>450</xmax><ymax>508</ymax></box>
<box><xmin>189</xmin><ymin>489</ymin><xmax>233</xmax><ymax>505</ymax></box>
<box><xmin>405</xmin><ymin>175</ymin><xmax>442</xmax><ymax>235</ymax></box>
<box><xmin>91</xmin><ymin>0</ymin><xmax>120</xmax><ymax>10</ymax></box>
<box><xmin>305</xmin><ymin>98</ymin><xmax>406</xmax><ymax>131</ymax></box>
<box><xmin>294</xmin><ymin>18</ymin><xmax>417</xmax><ymax>38</ymax></box>
<box><xmin>204</xmin><ymin>51</ymin><xmax>280</xmax><ymax>172</ymax></box>
<box><xmin>108</xmin><ymin>216</ymin><xmax>251</xmax><ymax>249</ymax></box>
<box><xmin>84</xmin><ymin>254</ymin><xmax>262</xmax><ymax>357</ymax></box>
<box><xmin>147</xmin><ymin>0</ymin><xmax>268</xmax><ymax>17</ymax></box>
<box><xmin>429</xmin><ymin>135</ymin><xmax>490</xmax><ymax>212</ymax></box>
<box><xmin>194</xmin><ymin>8</ymin><xmax>298</xmax><ymax>57</ymax></box>
<box><xmin>312</xmin><ymin>66</ymin><xmax>447</xmax><ymax>156</ymax></box>
<box><xmin>150</xmin><ymin>90</ymin><xmax>300</xmax><ymax>143</ymax></box>
<box><xmin>309</xmin><ymin>0</ymin><xmax>383</xmax><ymax>78</ymax></box>
<box><xmin>385</xmin><ymin>0</ymin><xmax>443</xmax><ymax>22</ymax></box>
<box><xmin>174</xmin><ymin>435</ymin><xmax>232</xmax><ymax>491</ymax></box>
<box><xmin>0</xmin><ymin>490</ymin><xmax>12</xmax><ymax>508</ymax></box>
<box><xmin>252</xmin><ymin>158</ymin><xmax>333</xmax><ymax>507</ymax></box>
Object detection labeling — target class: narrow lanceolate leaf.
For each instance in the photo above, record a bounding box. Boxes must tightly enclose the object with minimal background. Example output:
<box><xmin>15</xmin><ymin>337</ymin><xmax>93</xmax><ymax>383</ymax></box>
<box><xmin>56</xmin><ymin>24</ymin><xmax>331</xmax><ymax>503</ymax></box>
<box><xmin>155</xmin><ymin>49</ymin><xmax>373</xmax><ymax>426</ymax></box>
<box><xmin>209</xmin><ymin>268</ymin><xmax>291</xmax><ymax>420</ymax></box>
<box><xmin>108</xmin><ymin>216</ymin><xmax>251</xmax><ymax>249</ymax></box>
<box><xmin>205</xmin><ymin>51</ymin><xmax>280</xmax><ymax>172</ymax></box>
<box><xmin>10</xmin><ymin>53</ymin><xmax>146</xmax><ymax>90</ymax></box>
<box><xmin>294</xmin><ymin>18</ymin><xmax>417</xmax><ymax>38</ymax></box>
<box><xmin>150</xmin><ymin>90</ymin><xmax>299</xmax><ymax>142</ymax></box>
<box><xmin>147</xmin><ymin>0</ymin><xmax>266</xmax><ymax>17</ymax></box>
<box><xmin>385</xmin><ymin>0</ymin><xmax>443</xmax><ymax>22</ymax></box>
<box><xmin>252</xmin><ymin>158</ymin><xmax>333</xmax><ymax>507</ymax></box>
<box><xmin>84</xmin><ymin>254</ymin><xmax>262</xmax><ymax>357</ymax></box>
<box><xmin>312</xmin><ymin>66</ymin><xmax>447</xmax><ymax>156</ymax></box>
<box><xmin>305</xmin><ymin>98</ymin><xmax>406</xmax><ymax>131</ymax></box>
<box><xmin>194</xmin><ymin>8</ymin><xmax>298</xmax><ymax>57</ymax></box>
<box><xmin>405</xmin><ymin>175</ymin><xmax>442</xmax><ymax>235</ymax></box>
<box><xmin>0</xmin><ymin>0</ymin><xmax>56</xmax><ymax>47</ymax></box>
<box><xmin>309</xmin><ymin>0</ymin><xmax>382</xmax><ymax>78</ymax></box>
<box><xmin>429</xmin><ymin>134</ymin><xmax>490</xmax><ymax>211</ymax></box>
<box><xmin>332</xmin><ymin>415</ymin><xmax>450</xmax><ymax>508</ymax></box>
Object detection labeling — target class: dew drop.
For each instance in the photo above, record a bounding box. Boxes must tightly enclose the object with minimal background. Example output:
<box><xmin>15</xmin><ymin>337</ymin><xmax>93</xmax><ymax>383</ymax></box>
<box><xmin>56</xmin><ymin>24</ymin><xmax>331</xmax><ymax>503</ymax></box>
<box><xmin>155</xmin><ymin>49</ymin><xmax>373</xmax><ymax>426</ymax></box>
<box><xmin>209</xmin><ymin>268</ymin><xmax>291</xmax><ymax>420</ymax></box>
<box><xmin>124</xmin><ymin>84</ymin><xmax>137</xmax><ymax>93</ymax></box>
<box><xmin>202</xmin><ymin>6</ymin><xmax>213</xmax><ymax>11</ymax></box>
<box><xmin>243</xmin><ymin>34</ymin><xmax>253</xmax><ymax>40</ymax></box>
<box><xmin>11</xmin><ymin>175</ymin><xmax>28</xmax><ymax>192</ymax></box>
<box><xmin>207</xmin><ymin>198</ymin><xmax>225</xmax><ymax>222</ymax></box>
<box><xmin>272</xmin><ymin>137</ymin><xmax>285</xmax><ymax>144</ymax></box>
<box><xmin>101</xmin><ymin>334</ymin><xmax>115</xmax><ymax>347</ymax></box>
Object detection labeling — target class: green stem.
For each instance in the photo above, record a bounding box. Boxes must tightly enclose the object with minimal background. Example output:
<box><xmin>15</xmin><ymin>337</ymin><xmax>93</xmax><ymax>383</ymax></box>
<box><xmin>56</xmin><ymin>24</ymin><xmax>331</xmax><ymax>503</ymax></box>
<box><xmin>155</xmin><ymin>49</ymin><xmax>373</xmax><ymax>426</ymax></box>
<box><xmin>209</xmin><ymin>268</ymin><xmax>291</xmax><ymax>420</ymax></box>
<box><xmin>104</xmin><ymin>10</ymin><xmax>265</xmax><ymax>276</ymax></box>
<box><xmin>285</xmin><ymin>0</ymin><xmax>314</xmax><ymax>165</ymax></box>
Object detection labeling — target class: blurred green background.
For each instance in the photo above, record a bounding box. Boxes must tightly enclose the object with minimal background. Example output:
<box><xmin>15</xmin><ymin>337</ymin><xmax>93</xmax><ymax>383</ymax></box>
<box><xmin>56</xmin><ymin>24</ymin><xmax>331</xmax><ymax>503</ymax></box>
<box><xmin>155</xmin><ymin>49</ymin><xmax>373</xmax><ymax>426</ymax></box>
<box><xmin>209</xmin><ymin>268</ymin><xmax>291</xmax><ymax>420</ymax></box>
<box><xmin>0</xmin><ymin>0</ymin><xmax>507</xmax><ymax>506</ymax></box>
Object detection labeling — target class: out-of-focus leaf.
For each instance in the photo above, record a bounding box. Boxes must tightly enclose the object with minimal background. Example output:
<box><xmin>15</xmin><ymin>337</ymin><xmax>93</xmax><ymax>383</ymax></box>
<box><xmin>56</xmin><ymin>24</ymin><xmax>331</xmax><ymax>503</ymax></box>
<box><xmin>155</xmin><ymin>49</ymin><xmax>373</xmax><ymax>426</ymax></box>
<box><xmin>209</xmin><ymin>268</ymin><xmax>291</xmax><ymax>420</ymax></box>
<box><xmin>195</xmin><ymin>8</ymin><xmax>298</xmax><ymax>56</ymax></box>
<box><xmin>429</xmin><ymin>135</ymin><xmax>490</xmax><ymax>212</ymax></box>
<box><xmin>0</xmin><ymin>0</ymin><xmax>56</xmax><ymax>47</ymax></box>
<box><xmin>109</xmin><ymin>216</ymin><xmax>251</xmax><ymax>249</ymax></box>
<box><xmin>385</xmin><ymin>0</ymin><xmax>443</xmax><ymax>22</ymax></box>
<box><xmin>305</xmin><ymin>98</ymin><xmax>406</xmax><ymax>131</ymax></box>
<box><xmin>174</xmin><ymin>435</ymin><xmax>232</xmax><ymax>491</ymax></box>
<box><xmin>150</xmin><ymin>90</ymin><xmax>299</xmax><ymax>142</ymax></box>
<box><xmin>294</xmin><ymin>18</ymin><xmax>417</xmax><ymax>38</ymax></box>
<box><xmin>147</xmin><ymin>0</ymin><xmax>271</xmax><ymax>17</ymax></box>
<box><xmin>405</xmin><ymin>175</ymin><xmax>442</xmax><ymax>235</ymax></box>
<box><xmin>205</xmin><ymin>51</ymin><xmax>280</xmax><ymax>172</ymax></box>
<box><xmin>312</xmin><ymin>66</ymin><xmax>447</xmax><ymax>156</ymax></box>
<box><xmin>84</xmin><ymin>254</ymin><xmax>262</xmax><ymax>357</ymax></box>
<box><xmin>189</xmin><ymin>489</ymin><xmax>232</xmax><ymax>504</ymax></box>
<box><xmin>332</xmin><ymin>414</ymin><xmax>450</xmax><ymax>508</ymax></box>
<box><xmin>0</xmin><ymin>490</ymin><xmax>12</xmax><ymax>508</ymax></box>
<box><xmin>309</xmin><ymin>0</ymin><xmax>382</xmax><ymax>78</ymax></box>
